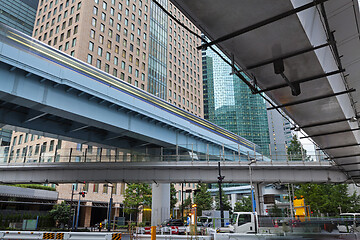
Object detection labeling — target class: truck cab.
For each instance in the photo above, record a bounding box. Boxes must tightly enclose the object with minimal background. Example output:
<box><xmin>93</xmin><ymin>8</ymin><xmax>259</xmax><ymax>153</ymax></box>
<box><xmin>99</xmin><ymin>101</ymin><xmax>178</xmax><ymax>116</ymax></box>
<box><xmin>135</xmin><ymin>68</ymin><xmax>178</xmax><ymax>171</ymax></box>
<box><xmin>231</xmin><ymin>212</ymin><xmax>258</xmax><ymax>234</ymax></box>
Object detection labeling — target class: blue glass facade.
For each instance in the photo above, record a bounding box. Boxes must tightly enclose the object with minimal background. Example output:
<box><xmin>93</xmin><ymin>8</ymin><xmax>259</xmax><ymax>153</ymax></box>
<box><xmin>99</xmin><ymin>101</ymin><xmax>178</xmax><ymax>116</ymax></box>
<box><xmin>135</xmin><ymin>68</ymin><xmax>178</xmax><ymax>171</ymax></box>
<box><xmin>203</xmin><ymin>47</ymin><xmax>270</xmax><ymax>155</ymax></box>
<box><xmin>0</xmin><ymin>0</ymin><xmax>38</xmax><ymax>36</ymax></box>
<box><xmin>148</xmin><ymin>0</ymin><xmax>168</xmax><ymax>99</ymax></box>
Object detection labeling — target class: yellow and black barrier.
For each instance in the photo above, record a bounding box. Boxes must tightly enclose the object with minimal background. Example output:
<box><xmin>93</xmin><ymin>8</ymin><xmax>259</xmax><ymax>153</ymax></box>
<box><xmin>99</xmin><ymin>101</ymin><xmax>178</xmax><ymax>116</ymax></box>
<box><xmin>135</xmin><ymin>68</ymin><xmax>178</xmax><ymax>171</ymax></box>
<box><xmin>112</xmin><ymin>232</ymin><xmax>122</xmax><ymax>240</ymax></box>
<box><xmin>43</xmin><ymin>232</ymin><xmax>55</xmax><ymax>239</ymax></box>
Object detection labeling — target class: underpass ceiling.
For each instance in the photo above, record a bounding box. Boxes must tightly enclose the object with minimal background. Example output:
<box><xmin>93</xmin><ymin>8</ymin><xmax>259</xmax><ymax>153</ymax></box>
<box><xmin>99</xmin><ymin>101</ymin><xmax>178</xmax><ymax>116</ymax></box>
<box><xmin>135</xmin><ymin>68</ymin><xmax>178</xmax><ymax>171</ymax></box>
<box><xmin>169</xmin><ymin>0</ymin><xmax>360</xmax><ymax>181</ymax></box>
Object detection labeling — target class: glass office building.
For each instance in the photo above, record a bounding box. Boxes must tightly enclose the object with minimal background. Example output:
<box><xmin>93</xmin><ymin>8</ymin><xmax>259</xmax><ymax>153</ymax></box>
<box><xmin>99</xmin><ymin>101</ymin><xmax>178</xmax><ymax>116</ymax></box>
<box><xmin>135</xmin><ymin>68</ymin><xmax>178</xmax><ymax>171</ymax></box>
<box><xmin>203</xmin><ymin>47</ymin><xmax>270</xmax><ymax>155</ymax></box>
<box><xmin>0</xmin><ymin>0</ymin><xmax>38</xmax><ymax>36</ymax></box>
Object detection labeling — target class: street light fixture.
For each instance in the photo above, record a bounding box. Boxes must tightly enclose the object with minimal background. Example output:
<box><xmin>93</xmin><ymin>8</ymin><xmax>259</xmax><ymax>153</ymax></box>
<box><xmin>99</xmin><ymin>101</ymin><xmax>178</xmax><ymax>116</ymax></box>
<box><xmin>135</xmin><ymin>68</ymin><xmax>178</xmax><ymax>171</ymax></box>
<box><xmin>248</xmin><ymin>159</ymin><xmax>256</xmax><ymax>213</ymax></box>
<box><xmin>104</xmin><ymin>183</ymin><xmax>114</xmax><ymax>232</ymax></box>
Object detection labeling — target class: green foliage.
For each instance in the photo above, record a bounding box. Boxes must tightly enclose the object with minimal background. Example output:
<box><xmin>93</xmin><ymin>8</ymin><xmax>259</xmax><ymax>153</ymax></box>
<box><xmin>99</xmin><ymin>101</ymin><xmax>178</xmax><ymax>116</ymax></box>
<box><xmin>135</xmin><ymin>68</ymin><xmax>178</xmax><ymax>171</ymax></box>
<box><xmin>193</xmin><ymin>183</ymin><xmax>213</xmax><ymax>216</ymax></box>
<box><xmin>0</xmin><ymin>214</ymin><xmax>3</xmax><ymax>228</ymax></box>
<box><xmin>49</xmin><ymin>201</ymin><xmax>71</xmax><ymax>228</ymax></box>
<box><xmin>123</xmin><ymin>183</ymin><xmax>152</xmax><ymax>218</ymax></box>
<box><xmin>215</xmin><ymin>190</ymin><xmax>232</xmax><ymax>212</ymax></box>
<box><xmin>4</xmin><ymin>184</ymin><xmax>56</xmax><ymax>191</ymax></box>
<box><xmin>170</xmin><ymin>184</ymin><xmax>177</xmax><ymax>210</ymax></box>
<box><xmin>234</xmin><ymin>197</ymin><xmax>252</xmax><ymax>212</ymax></box>
<box><xmin>295</xmin><ymin>183</ymin><xmax>360</xmax><ymax>216</ymax></box>
<box><xmin>269</xmin><ymin>203</ymin><xmax>283</xmax><ymax>217</ymax></box>
<box><xmin>287</xmin><ymin>135</ymin><xmax>307</xmax><ymax>161</ymax></box>
<box><xmin>182</xmin><ymin>196</ymin><xmax>192</xmax><ymax>210</ymax></box>
<box><xmin>38</xmin><ymin>214</ymin><xmax>55</xmax><ymax>229</ymax></box>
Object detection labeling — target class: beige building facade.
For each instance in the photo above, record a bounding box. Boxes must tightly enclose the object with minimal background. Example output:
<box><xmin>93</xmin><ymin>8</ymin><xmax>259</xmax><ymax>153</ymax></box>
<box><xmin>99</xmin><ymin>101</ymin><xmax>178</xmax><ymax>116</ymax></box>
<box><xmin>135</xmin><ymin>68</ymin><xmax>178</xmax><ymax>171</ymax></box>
<box><xmin>6</xmin><ymin>0</ymin><xmax>202</xmax><ymax>227</ymax></box>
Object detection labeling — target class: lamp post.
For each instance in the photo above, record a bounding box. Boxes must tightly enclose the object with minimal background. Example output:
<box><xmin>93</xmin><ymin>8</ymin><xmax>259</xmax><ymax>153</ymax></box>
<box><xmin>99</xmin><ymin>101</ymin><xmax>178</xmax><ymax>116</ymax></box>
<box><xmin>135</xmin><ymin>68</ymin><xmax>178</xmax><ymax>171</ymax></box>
<box><xmin>105</xmin><ymin>183</ymin><xmax>114</xmax><ymax>232</ymax></box>
<box><xmin>70</xmin><ymin>185</ymin><xmax>75</xmax><ymax>231</ymax></box>
<box><xmin>217</xmin><ymin>162</ymin><xmax>225</xmax><ymax>227</ymax></box>
<box><xmin>75</xmin><ymin>191</ymin><xmax>87</xmax><ymax>231</ymax></box>
<box><xmin>248</xmin><ymin>160</ymin><xmax>256</xmax><ymax>213</ymax></box>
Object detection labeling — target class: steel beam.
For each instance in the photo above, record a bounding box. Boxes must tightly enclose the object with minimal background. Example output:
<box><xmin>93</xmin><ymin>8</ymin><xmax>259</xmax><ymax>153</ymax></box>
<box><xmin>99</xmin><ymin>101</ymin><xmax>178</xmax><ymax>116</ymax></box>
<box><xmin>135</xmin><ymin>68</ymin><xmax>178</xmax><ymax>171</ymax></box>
<box><xmin>248</xmin><ymin>43</ymin><xmax>330</xmax><ymax>71</ymax></box>
<box><xmin>255</xmin><ymin>69</ymin><xmax>344</xmax><ymax>94</ymax></box>
<box><xmin>300</xmin><ymin>127</ymin><xmax>360</xmax><ymax>139</ymax></box>
<box><xmin>320</xmin><ymin>143</ymin><xmax>360</xmax><ymax>150</ymax></box>
<box><xmin>291</xmin><ymin>115</ymin><xmax>354</xmax><ymax>130</ymax></box>
<box><xmin>198</xmin><ymin>0</ymin><xmax>329</xmax><ymax>50</ymax></box>
<box><xmin>267</xmin><ymin>89</ymin><xmax>355</xmax><ymax>110</ymax></box>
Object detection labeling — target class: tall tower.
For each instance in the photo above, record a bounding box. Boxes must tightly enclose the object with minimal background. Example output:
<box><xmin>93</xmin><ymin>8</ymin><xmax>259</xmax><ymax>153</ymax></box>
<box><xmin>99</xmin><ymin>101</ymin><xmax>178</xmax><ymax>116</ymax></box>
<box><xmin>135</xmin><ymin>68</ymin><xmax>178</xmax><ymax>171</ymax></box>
<box><xmin>0</xmin><ymin>0</ymin><xmax>38</xmax><ymax>36</ymax></box>
<box><xmin>32</xmin><ymin>0</ymin><xmax>203</xmax><ymax>117</ymax></box>
<box><xmin>5</xmin><ymin>0</ymin><xmax>204</xmax><ymax>227</ymax></box>
<box><xmin>267</xmin><ymin>102</ymin><xmax>293</xmax><ymax>160</ymax></box>
<box><xmin>202</xmin><ymin>46</ymin><xmax>270</xmax><ymax>155</ymax></box>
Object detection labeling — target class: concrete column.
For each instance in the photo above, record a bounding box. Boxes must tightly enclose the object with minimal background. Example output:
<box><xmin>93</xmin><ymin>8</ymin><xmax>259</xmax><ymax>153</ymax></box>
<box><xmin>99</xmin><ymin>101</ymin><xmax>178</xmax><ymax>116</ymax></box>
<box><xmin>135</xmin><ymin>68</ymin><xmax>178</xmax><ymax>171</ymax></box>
<box><xmin>254</xmin><ymin>183</ymin><xmax>264</xmax><ymax>215</ymax></box>
<box><xmin>230</xmin><ymin>193</ymin><xmax>237</xmax><ymax>210</ymax></box>
<box><xmin>83</xmin><ymin>206</ymin><xmax>92</xmax><ymax>227</ymax></box>
<box><xmin>151</xmin><ymin>183</ymin><xmax>170</xmax><ymax>226</ymax></box>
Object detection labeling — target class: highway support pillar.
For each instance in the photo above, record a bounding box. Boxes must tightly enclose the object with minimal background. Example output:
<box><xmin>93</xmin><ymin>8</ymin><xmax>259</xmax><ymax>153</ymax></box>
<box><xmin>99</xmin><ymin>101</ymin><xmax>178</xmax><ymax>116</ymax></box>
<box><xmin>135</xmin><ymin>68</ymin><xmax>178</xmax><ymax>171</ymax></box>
<box><xmin>151</xmin><ymin>183</ymin><xmax>170</xmax><ymax>226</ymax></box>
<box><xmin>254</xmin><ymin>183</ymin><xmax>264</xmax><ymax>215</ymax></box>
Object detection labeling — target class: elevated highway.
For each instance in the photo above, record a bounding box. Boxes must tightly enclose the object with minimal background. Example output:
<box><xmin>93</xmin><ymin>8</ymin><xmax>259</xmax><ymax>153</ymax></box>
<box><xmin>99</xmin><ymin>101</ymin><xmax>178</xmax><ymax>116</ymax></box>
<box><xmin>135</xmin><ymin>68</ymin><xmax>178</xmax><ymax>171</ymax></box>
<box><xmin>0</xmin><ymin>160</ymin><xmax>346</xmax><ymax>184</ymax></box>
<box><xmin>0</xmin><ymin>23</ymin><xmax>259</xmax><ymax>160</ymax></box>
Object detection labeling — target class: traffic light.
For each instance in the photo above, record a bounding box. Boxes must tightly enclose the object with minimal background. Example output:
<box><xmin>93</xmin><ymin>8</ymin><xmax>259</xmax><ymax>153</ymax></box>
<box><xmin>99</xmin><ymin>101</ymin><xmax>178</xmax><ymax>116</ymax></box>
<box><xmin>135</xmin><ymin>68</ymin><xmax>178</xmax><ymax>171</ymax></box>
<box><xmin>79</xmin><ymin>191</ymin><xmax>87</xmax><ymax>197</ymax></box>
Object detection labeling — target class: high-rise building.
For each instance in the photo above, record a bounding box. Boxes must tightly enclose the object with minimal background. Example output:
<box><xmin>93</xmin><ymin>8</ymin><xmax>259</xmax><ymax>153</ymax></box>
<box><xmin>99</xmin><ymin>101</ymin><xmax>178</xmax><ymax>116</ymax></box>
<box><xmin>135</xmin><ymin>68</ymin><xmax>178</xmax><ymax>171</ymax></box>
<box><xmin>2</xmin><ymin>0</ymin><xmax>203</xmax><ymax>227</ymax></box>
<box><xmin>0</xmin><ymin>0</ymin><xmax>39</xmax><ymax>163</ymax></box>
<box><xmin>202</xmin><ymin>46</ymin><xmax>270</xmax><ymax>155</ymax></box>
<box><xmin>0</xmin><ymin>0</ymin><xmax>38</xmax><ymax>36</ymax></box>
<box><xmin>32</xmin><ymin>0</ymin><xmax>203</xmax><ymax>116</ymax></box>
<box><xmin>267</xmin><ymin>102</ymin><xmax>293</xmax><ymax>160</ymax></box>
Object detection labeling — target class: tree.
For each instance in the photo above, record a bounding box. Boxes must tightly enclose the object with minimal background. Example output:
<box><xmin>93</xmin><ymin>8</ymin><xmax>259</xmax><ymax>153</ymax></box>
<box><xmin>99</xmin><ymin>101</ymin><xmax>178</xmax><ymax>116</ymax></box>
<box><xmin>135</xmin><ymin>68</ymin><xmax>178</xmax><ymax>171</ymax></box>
<box><xmin>295</xmin><ymin>183</ymin><xmax>360</xmax><ymax>216</ymax></box>
<box><xmin>182</xmin><ymin>196</ymin><xmax>192</xmax><ymax>210</ymax></box>
<box><xmin>49</xmin><ymin>201</ymin><xmax>71</xmax><ymax>228</ymax></box>
<box><xmin>287</xmin><ymin>135</ymin><xmax>306</xmax><ymax>161</ymax></box>
<box><xmin>234</xmin><ymin>197</ymin><xmax>252</xmax><ymax>212</ymax></box>
<box><xmin>194</xmin><ymin>184</ymin><xmax>213</xmax><ymax>216</ymax></box>
<box><xmin>170</xmin><ymin>184</ymin><xmax>177</xmax><ymax>211</ymax></box>
<box><xmin>123</xmin><ymin>183</ymin><xmax>152</xmax><ymax>221</ymax></box>
<box><xmin>268</xmin><ymin>202</ymin><xmax>283</xmax><ymax>217</ymax></box>
<box><xmin>215</xmin><ymin>191</ymin><xmax>232</xmax><ymax>212</ymax></box>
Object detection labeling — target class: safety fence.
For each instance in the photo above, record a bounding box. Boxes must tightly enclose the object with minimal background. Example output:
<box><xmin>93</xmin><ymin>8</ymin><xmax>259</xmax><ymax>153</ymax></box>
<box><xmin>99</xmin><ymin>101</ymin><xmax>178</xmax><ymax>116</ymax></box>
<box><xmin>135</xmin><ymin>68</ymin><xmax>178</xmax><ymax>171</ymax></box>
<box><xmin>0</xmin><ymin>231</ymin><xmax>121</xmax><ymax>240</ymax></box>
<box><xmin>0</xmin><ymin>146</ymin><xmax>328</xmax><ymax>165</ymax></box>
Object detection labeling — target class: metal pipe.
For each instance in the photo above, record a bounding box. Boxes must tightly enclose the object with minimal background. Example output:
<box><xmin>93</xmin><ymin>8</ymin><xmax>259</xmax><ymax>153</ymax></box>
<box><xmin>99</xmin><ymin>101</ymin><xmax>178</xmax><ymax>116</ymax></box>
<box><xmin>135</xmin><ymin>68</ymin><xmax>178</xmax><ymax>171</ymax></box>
<box><xmin>267</xmin><ymin>89</ymin><xmax>355</xmax><ymax>110</ymax></box>
<box><xmin>198</xmin><ymin>0</ymin><xmax>329</xmax><ymax>50</ymax></box>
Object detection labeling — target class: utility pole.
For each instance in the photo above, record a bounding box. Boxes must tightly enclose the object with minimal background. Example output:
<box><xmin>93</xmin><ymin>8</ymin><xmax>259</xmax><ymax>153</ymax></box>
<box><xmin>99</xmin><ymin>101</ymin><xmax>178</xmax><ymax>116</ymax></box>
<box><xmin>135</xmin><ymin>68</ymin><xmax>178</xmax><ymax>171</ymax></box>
<box><xmin>217</xmin><ymin>162</ymin><xmax>225</xmax><ymax>227</ymax></box>
<box><xmin>71</xmin><ymin>185</ymin><xmax>75</xmax><ymax>231</ymax></box>
<box><xmin>105</xmin><ymin>184</ymin><xmax>114</xmax><ymax>232</ymax></box>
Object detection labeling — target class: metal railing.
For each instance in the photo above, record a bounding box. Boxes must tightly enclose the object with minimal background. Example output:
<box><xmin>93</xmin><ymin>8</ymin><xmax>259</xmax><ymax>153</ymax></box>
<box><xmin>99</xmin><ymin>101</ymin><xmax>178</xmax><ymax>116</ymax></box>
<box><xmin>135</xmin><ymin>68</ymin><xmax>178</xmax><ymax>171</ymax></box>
<box><xmin>0</xmin><ymin>145</ymin><xmax>330</xmax><ymax>165</ymax></box>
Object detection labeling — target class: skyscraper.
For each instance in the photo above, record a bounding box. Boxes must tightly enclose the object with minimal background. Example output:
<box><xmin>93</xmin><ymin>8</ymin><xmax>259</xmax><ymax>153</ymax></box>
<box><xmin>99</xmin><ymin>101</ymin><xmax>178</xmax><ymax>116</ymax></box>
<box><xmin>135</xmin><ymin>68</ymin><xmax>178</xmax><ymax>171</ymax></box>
<box><xmin>203</xmin><ymin>46</ymin><xmax>270</xmax><ymax>155</ymax></box>
<box><xmin>32</xmin><ymin>0</ymin><xmax>203</xmax><ymax>117</ymax></box>
<box><xmin>0</xmin><ymin>0</ymin><xmax>38</xmax><ymax>36</ymax></box>
<box><xmin>267</xmin><ymin>102</ymin><xmax>293</xmax><ymax>160</ymax></box>
<box><xmin>4</xmin><ymin>0</ymin><xmax>203</xmax><ymax>227</ymax></box>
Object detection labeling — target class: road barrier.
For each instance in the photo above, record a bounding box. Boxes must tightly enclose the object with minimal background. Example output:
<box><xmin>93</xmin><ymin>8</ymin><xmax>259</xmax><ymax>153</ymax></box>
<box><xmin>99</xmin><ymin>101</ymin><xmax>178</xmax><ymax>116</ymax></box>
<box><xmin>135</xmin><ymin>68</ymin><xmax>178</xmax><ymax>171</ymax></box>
<box><xmin>0</xmin><ymin>231</ymin><xmax>121</xmax><ymax>240</ymax></box>
<box><xmin>135</xmin><ymin>235</ymin><xmax>211</xmax><ymax>240</ymax></box>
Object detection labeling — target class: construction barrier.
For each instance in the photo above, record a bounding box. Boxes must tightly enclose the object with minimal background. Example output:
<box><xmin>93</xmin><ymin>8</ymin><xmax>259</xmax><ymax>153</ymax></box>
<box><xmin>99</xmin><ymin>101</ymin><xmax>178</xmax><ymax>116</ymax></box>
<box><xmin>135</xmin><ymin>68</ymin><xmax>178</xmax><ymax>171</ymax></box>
<box><xmin>0</xmin><ymin>231</ymin><xmax>121</xmax><ymax>240</ymax></box>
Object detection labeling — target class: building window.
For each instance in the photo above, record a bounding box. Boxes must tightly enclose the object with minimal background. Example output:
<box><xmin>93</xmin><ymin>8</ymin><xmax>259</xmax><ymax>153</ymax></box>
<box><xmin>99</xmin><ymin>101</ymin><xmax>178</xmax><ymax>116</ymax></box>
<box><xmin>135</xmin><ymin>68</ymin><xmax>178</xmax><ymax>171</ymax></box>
<box><xmin>87</xmin><ymin>54</ymin><xmax>93</xmax><ymax>64</ymax></box>
<box><xmin>89</xmin><ymin>41</ymin><xmax>94</xmax><ymax>51</ymax></box>
<box><xmin>93</xmin><ymin>183</ymin><xmax>99</xmax><ymax>193</ymax></box>
<box><xmin>98</xmin><ymin>47</ymin><xmax>103</xmax><ymax>56</ymax></box>
<box><xmin>96</xmin><ymin>59</ymin><xmax>101</xmax><ymax>69</ymax></box>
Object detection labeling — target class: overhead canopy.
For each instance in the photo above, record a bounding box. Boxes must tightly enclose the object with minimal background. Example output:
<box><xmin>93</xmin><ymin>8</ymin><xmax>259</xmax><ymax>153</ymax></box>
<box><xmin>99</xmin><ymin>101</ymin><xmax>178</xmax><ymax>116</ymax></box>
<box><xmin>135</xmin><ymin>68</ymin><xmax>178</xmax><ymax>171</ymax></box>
<box><xmin>169</xmin><ymin>0</ymin><xmax>360</xmax><ymax>182</ymax></box>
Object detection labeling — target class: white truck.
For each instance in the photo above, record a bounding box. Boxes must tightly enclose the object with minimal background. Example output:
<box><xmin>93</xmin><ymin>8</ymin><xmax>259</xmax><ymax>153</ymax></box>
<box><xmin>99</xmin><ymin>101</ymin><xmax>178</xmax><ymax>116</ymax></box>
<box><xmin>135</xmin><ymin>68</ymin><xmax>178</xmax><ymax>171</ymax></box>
<box><xmin>199</xmin><ymin>210</ymin><xmax>230</xmax><ymax>229</ymax></box>
<box><xmin>229</xmin><ymin>212</ymin><xmax>258</xmax><ymax>234</ymax></box>
<box><xmin>220</xmin><ymin>212</ymin><xmax>277</xmax><ymax>234</ymax></box>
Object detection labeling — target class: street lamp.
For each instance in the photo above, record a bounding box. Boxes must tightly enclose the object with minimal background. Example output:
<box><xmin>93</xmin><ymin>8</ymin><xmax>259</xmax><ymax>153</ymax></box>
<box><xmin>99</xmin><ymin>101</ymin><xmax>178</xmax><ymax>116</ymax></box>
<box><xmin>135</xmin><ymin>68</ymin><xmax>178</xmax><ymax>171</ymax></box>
<box><xmin>104</xmin><ymin>183</ymin><xmax>114</xmax><ymax>232</ymax></box>
<box><xmin>75</xmin><ymin>190</ymin><xmax>87</xmax><ymax>231</ymax></box>
<box><xmin>248</xmin><ymin>159</ymin><xmax>256</xmax><ymax>213</ymax></box>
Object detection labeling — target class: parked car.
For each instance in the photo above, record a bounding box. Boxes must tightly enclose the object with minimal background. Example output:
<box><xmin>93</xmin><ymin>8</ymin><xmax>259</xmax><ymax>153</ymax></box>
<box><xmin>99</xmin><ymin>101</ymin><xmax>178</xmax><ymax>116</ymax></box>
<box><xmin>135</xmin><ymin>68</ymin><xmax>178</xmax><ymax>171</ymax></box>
<box><xmin>161</xmin><ymin>219</ymin><xmax>184</xmax><ymax>227</ymax></box>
